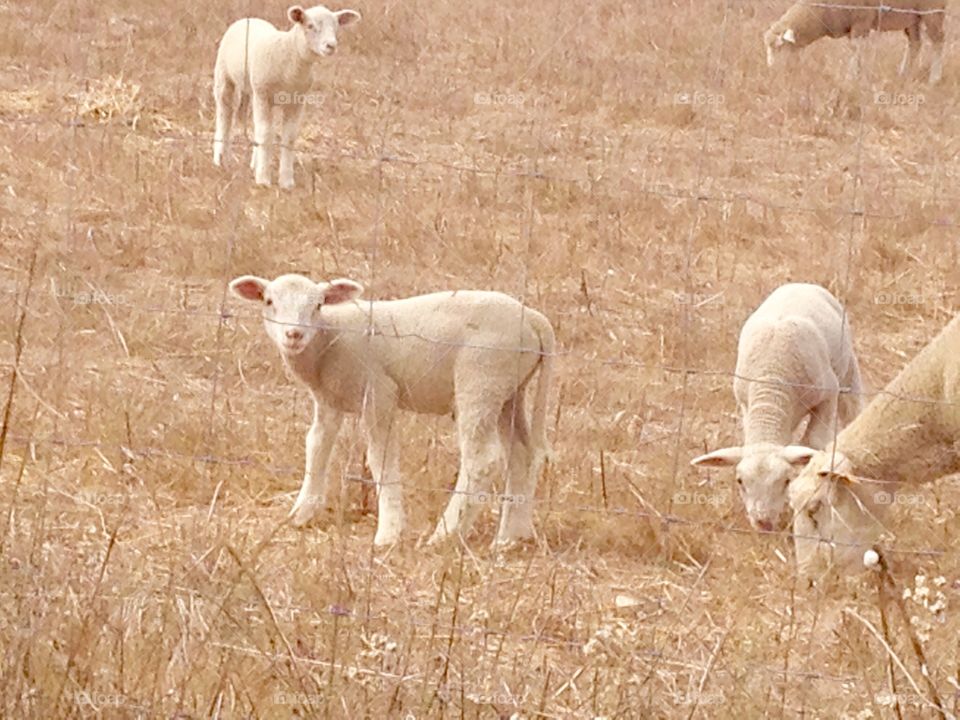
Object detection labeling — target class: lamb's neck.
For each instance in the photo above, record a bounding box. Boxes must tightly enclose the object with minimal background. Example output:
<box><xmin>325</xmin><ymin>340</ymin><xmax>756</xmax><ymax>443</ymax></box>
<box><xmin>743</xmin><ymin>383</ymin><xmax>796</xmax><ymax>445</ymax></box>
<box><xmin>780</xmin><ymin>7</ymin><xmax>830</xmax><ymax>46</ymax></box>
<box><xmin>839</xmin><ymin>395</ymin><xmax>953</xmax><ymax>485</ymax></box>
<box><xmin>278</xmin><ymin>28</ymin><xmax>315</xmax><ymax>79</ymax></box>
<box><xmin>282</xmin><ymin>331</ymin><xmax>338</xmax><ymax>385</ymax></box>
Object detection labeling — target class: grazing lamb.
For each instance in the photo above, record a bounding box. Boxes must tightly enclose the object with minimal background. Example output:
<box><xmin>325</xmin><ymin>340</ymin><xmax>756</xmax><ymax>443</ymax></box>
<box><xmin>212</xmin><ymin>5</ymin><xmax>361</xmax><ymax>189</ymax></box>
<box><xmin>691</xmin><ymin>283</ymin><xmax>863</xmax><ymax>531</ymax></box>
<box><xmin>229</xmin><ymin>274</ymin><xmax>555</xmax><ymax>547</ymax></box>
<box><xmin>764</xmin><ymin>0</ymin><xmax>945</xmax><ymax>84</ymax></box>
<box><xmin>789</xmin><ymin>312</ymin><xmax>960</xmax><ymax>575</ymax></box>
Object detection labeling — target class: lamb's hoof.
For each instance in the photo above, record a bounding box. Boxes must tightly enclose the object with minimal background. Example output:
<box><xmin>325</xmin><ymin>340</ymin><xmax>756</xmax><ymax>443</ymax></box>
<box><xmin>373</xmin><ymin>529</ymin><xmax>402</xmax><ymax>547</ymax></box>
<box><xmin>426</xmin><ymin>525</ymin><xmax>460</xmax><ymax>547</ymax></box>
<box><xmin>279</xmin><ymin>177</ymin><xmax>295</xmax><ymax>190</ymax></box>
<box><xmin>494</xmin><ymin>531</ymin><xmax>536</xmax><ymax>548</ymax></box>
<box><xmin>288</xmin><ymin>500</ymin><xmax>323</xmax><ymax>528</ymax></box>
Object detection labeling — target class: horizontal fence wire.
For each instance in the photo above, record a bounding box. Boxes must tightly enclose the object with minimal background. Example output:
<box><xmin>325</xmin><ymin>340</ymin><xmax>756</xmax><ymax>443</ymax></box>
<box><xmin>804</xmin><ymin>2</ymin><xmax>946</xmax><ymax>14</ymax></box>
<box><xmin>2</xmin><ymin>114</ymin><xmax>960</xmax><ymax>228</ymax></box>
<box><xmin>0</xmin><ymin>286</ymin><xmax>957</xmax><ymax>408</ymax></box>
<box><xmin>2</xmin><ymin>429</ymin><xmax>949</xmax><ymax>558</ymax></box>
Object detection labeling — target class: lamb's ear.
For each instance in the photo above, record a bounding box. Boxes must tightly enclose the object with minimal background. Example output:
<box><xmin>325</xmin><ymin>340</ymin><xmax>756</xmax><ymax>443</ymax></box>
<box><xmin>818</xmin><ymin>468</ymin><xmax>879</xmax><ymax>491</ymax></box>
<box><xmin>816</xmin><ymin>469</ymin><xmax>877</xmax><ymax>508</ymax></box>
<box><xmin>816</xmin><ymin>469</ymin><xmax>861</xmax><ymax>489</ymax></box>
<box><xmin>336</xmin><ymin>9</ymin><xmax>361</xmax><ymax>27</ymax></box>
<box><xmin>288</xmin><ymin>5</ymin><xmax>306</xmax><ymax>24</ymax></box>
<box><xmin>690</xmin><ymin>447</ymin><xmax>743</xmax><ymax>468</ymax></box>
<box><xmin>782</xmin><ymin>28</ymin><xmax>796</xmax><ymax>44</ymax></box>
<box><xmin>321</xmin><ymin>278</ymin><xmax>363</xmax><ymax>305</ymax></box>
<box><xmin>229</xmin><ymin>275</ymin><xmax>269</xmax><ymax>302</ymax></box>
<box><xmin>781</xmin><ymin>445</ymin><xmax>817</xmax><ymax>466</ymax></box>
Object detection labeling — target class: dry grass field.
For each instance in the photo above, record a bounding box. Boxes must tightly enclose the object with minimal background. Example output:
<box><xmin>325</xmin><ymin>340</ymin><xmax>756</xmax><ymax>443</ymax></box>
<box><xmin>2</xmin><ymin>0</ymin><xmax>960</xmax><ymax>717</ymax></box>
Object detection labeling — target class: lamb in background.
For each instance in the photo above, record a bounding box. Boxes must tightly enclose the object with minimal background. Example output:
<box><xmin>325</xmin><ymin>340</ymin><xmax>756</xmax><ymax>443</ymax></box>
<box><xmin>764</xmin><ymin>0</ymin><xmax>945</xmax><ymax>84</ymax></box>
<box><xmin>790</xmin><ymin>312</ymin><xmax>960</xmax><ymax>575</ymax></box>
<box><xmin>229</xmin><ymin>273</ymin><xmax>555</xmax><ymax>547</ymax></box>
<box><xmin>691</xmin><ymin>283</ymin><xmax>863</xmax><ymax>531</ymax></box>
<box><xmin>212</xmin><ymin>5</ymin><xmax>361</xmax><ymax>188</ymax></box>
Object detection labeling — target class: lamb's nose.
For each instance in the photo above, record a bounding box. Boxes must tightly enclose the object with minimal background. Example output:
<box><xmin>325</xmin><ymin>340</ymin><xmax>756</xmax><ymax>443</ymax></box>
<box><xmin>286</xmin><ymin>329</ymin><xmax>303</xmax><ymax>340</ymax></box>
<box><xmin>756</xmin><ymin>519</ymin><xmax>774</xmax><ymax>532</ymax></box>
<box><xmin>325</xmin><ymin>44</ymin><xmax>336</xmax><ymax>53</ymax></box>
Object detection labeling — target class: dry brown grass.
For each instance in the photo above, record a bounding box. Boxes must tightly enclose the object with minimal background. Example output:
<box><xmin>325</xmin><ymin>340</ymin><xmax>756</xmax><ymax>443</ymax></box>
<box><xmin>1</xmin><ymin>0</ymin><xmax>960</xmax><ymax>717</ymax></box>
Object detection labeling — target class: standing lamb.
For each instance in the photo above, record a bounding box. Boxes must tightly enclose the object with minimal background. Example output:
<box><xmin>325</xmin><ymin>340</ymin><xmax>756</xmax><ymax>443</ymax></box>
<box><xmin>691</xmin><ymin>283</ymin><xmax>864</xmax><ymax>531</ymax></box>
<box><xmin>212</xmin><ymin>5</ymin><xmax>361</xmax><ymax>189</ymax></box>
<box><xmin>790</xmin><ymin>312</ymin><xmax>960</xmax><ymax>575</ymax></box>
<box><xmin>764</xmin><ymin>0</ymin><xmax>945</xmax><ymax>84</ymax></box>
<box><xmin>229</xmin><ymin>274</ymin><xmax>555</xmax><ymax>547</ymax></box>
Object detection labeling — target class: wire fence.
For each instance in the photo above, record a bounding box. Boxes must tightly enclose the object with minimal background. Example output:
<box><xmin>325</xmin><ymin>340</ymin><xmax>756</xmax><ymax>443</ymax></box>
<box><xmin>2</xmin><ymin>273</ymin><xmax>959</xmax><ymax>408</ymax></box>
<box><xmin>4</xmin><ymin>113</ymin><xmax>960</xmax><ymax>227</ymax></box>
<box><xmin>6</xmin><ymin>426</ymin><xmax>949</xmax><ymax>561</ymax></box>
<box><xmin>804</xmin><ymin>2</ymin><xmax>946</xmax><ymax>14</ymax></box>
<box><xmin>2</xmin><ymin>0</ymin><xmax>960</xmax><ymax>714</ymax></box>
<box><xmin>1</xmin><ymin>93</ymin><xmax>958</xmax><ymax>553</ymax></box>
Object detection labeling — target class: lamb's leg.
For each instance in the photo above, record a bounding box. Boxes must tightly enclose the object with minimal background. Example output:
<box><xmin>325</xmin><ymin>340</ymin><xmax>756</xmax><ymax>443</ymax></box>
<box><xmin>845</xmin><ymin>41</ymin><xmax>864</xmax><ymax>82</ymax></box>
<box><xmin>845</xmin><ymin>25</ymin><xmax>871</xmax><ymax>82</ymax></box>
<box><xmin>213</xmin><ymin>74</ymin><xmax>235</xmax><ymax>167</ymax></box>
<box><xmin>430</xmin><ymin>409</ymin><xmax>504</xmax><ymax>545</ymax></box>
<box><xmin>233</xmin><ymin>91</ymin><xmax>252</xmax><ymax>168</ymax></box>
<box><xmin>899</xmin><ymin>24</ymin><xmax>922</xmax><ymax>76</ymax></box>
<box><xmin>251</xmin><ymin>92</ymin><xmax>274</xmax><ymax>186</ymax></box>
<box><xmin>247</xmin><ymin>88</ymin><xmax>256</xmax><ymax>169</ymax></box>
<box><xmin>494</xmin><ymin>396</ymin><xmax>537</xmax><ymax>545</ymax></box>
<box><xmin>837</xmin><ymin>356</ymin><xmax>864</xmax><ymax>427</ymax></box>
<box><xmin>362</xmin><ymin>382</ymin><xmax>404</xmax><ymax>546</ymax></box>
<box><xmin>289</xmin><ymin>398</ymin><xmax>343</xmax><ymax>526</ymax></box>
<box><xmin>924</xmin><ymin>13</ymin><xmax>945</xmax><ymax>85</ymax></box>
<box><xmin>278</xmin><ymin>102</ymin><xmax>305</xmax><ymax>190</ymax></box>
<box><xmin>800</xmin><ymin>396</ymin><xmax>839</xmax><ymax>450</ymax></box>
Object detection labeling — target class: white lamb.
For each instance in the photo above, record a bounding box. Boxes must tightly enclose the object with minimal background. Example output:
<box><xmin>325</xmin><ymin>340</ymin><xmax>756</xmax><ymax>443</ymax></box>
<box><xmin>212</xmin><ymin>5</ymin><xmax>361</xmax><ymax>189</ymax></box>
<box><xmin>229</xmin><ymin>274</ymin><xmax>555</xmax><ymax>547</ymax></box>
<box><xmin>691</xmin><ymin>283</ymin><xmax>864</xmax><ymax>531</ymax></box>
<box><xmin>764</xmin><ymin>0</ymin><xmax>945</xmax><ymax>84</ymax></box>
<box><xmin>789</xmin><ymin>312</ymin><xmax>960</xmax><ymax>575</ymax></box>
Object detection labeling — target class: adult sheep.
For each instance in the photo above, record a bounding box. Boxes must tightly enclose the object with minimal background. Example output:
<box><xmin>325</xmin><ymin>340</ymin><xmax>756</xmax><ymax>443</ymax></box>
<box><xmin>691</xmin><ymin>283</ymin><xmax>863</xmax><ymax>531</ymax></box>
<box><xmin>764</xmin><ymin>0</ymin><xmax>945</xmax><ymax>84</ymax></box>
<box><xmin>212</xmin><ymin>5</ymin><xmax>361</xmax><ymax>189</ymax></box>
<box><xmin>229</xmin><ymin>274</ymin><xmax>555</xmax><ymax>547</ymax></box>
<box><xmin>789</xmin><ymin>312</ymin><xmax>960</xmax><ymax>575</ymax></box>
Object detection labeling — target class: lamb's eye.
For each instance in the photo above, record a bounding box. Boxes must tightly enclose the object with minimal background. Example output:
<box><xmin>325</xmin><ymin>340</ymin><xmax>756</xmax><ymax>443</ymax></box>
<box><xmin>736</xmin><ymin>477</ymin><xmax>744</xmax><ymax>487</ymax></box>
<box><xmin>265</xmin><ymin>298</ymin><xmax>273</xmax><ymax>307</ymax></box>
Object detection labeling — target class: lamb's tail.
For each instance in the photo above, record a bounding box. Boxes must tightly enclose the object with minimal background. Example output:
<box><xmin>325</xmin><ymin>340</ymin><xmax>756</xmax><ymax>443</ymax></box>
<box><xmin>527</xmin><ymin>310</ymin><xmax>556</xmax><ymax>472</ymax></box>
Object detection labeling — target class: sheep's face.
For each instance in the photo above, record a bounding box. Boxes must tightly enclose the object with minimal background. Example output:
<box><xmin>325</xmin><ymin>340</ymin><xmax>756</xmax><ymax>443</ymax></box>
<box><xmin>789</xmin><ymin>453</ymin><xmax>885</xmax><ymax>575</ymax></box>
<box><xmin>736</xmin><ymin>449</ymin><xmax>799</xmax><ymax>530</ymax></box>
<box><xmin>229</xmin><ymin>274</ymin><xmax>363</xmax><ymax>357</ymax></box>
<box><xmin>691</xmin><ymin>444</ymin><xmax>816</xmax><ymax>531</ymax></box>
<box><xmin>288</xmin><ymin>5</ymin><xmax>361</xmax><ymax>57</ymax></box>
<box><xmin>763</xmin><ymin>25</ymin><xmax>796</xmax><ymax>66</ymax></box>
